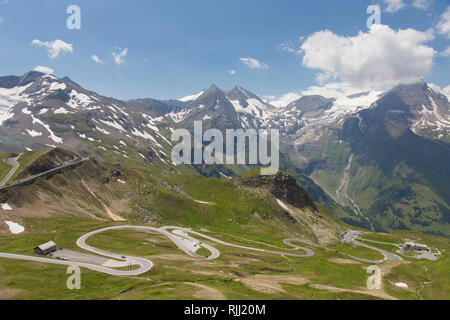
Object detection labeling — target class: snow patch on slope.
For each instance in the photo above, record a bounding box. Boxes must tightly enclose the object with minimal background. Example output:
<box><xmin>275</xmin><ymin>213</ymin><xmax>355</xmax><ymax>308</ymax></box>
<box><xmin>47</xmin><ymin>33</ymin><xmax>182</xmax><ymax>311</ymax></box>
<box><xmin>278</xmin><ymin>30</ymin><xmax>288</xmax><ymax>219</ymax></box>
<box><xmin>67</xmin><ymin>90</ymin><xmax>94</xmax><ymax>109</ymax></box>
<box><xmin>54</xmin><ymin>107</ymin><xmax>70</xmax><ymax>114</ymax></box>
<box><xmin>411</xmin><ymin>97</ymin><xmax>450</xmax><ymax>139</ymax></box>
<box><xmin>277</xmin><ymin>199</ymin><xmax>290</xmax><ymax>212</ymax></box>
<box><xmin>0</xmin><ymin>83</ymin><xmax>33</xmax><ymax>124</ymax></box>
<box><xmin>178</xmin><ymin>91</ymin><xmax>204</xmax><ymax>102</ymax></box>
<box><xmin>49</xmin><ymin>82</ymin><xmax>66</xmax><ymax>91</ymax></box>
<box><xmin>1</xmin><ymin>203</ymin><xmax>13</xmax><ymax>211</ymax></box>
<box><xmin>131</xmin><ymin>129</ymin><xmax>162</xmax><ymax>147</ymax></box>
<box><xmin>4</xmin><ymin>221</ymin><xmax>25</xmax><ymax>234</ymax></box>
<box><xmin>26</xmin><ymin>129</ymin><xmax>42</xmax><ymax>137</ymax></box>
<box><xmin>30</xmin><ymin>114</ymin><xmax>63</xmax><ymax>144</ymax></box>
<box><xmin>167</xmin><ymin>109</ymin><xmax>192</xmax><ymax>123</ymax></box>
<box><xmin>100</xmin><ymin>119</ymin><xmax>126</xmax><ymax>132</ymax></box>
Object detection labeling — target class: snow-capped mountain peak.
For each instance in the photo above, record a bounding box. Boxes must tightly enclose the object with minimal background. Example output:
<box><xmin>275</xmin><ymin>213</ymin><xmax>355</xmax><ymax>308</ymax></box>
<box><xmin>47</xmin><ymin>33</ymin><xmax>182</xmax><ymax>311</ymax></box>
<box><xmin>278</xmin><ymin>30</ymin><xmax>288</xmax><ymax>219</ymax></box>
<box><xmin>1</xmin><ymin>72</ymin><xmax>448</xmax><ymax>172</ymax></box>
<box><xmin>0</xmin><ymin>71</ymin><xmax>176</xmax><ymax>165</ymax></box>
<box><xmin>225</xmin><ymin>85</ymin><xmax>278</xmax><ymax>128</ymax></box>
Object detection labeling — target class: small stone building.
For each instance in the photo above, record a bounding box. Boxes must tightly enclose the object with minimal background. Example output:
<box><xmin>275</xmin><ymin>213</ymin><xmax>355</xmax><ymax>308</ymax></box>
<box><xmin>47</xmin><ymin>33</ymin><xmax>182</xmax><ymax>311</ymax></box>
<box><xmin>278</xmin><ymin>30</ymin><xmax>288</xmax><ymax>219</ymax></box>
<box><xmin>403</xmin><ymin>242</ymin><xmax>430</xmax><ymax>252</ymax></box>
<box><xmin>34</xmin><ymin>241</ymin><xmax>57</xmax><ymax>255</ymax></box>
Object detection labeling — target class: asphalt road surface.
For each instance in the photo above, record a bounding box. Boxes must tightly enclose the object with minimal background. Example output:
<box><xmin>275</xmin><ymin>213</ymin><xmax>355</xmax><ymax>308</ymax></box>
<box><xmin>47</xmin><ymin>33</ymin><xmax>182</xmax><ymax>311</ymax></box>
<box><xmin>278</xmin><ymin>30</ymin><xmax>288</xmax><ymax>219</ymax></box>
<box><xmin>0</xmin><ymin>225</ymin><xmax>221</xmax><ymax>276</ymax></box>
<box><xmin>0</xmin><ymin>157</ymin><xmax>88</xmax><ymax>190</ymax></box>
<box><xmin>0</xmin><ymin>225</ymin><xmax>315</xmax><ymax>276</ymax></box>
<box><xmin>0</xmin><ymin>154</ymin><xmax>21</xmax><ymax>188</ymax></box>
<box><xmin>161</xmin><ymin>226</ymin><xmax>315</xmax><ymax>258</ymax></box>
<box><xmin>341</xmin><ymin>230</ymin><xmax>403</xmax><ymax>262</ymax></box>
<box><xmin>0</xmin><ymin>226</ymin><xmax>403</xmax><ymax>277</ymax></box>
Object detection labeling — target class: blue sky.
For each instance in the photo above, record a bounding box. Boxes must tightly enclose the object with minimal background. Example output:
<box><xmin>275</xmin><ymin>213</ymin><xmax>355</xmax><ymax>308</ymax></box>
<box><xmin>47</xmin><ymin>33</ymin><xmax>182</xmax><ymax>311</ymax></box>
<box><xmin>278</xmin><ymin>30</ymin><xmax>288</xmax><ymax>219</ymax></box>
<box><xmin>0</xmin><ymin>0</ymin><xmax>449</xmax><ymax>101</ymax></box>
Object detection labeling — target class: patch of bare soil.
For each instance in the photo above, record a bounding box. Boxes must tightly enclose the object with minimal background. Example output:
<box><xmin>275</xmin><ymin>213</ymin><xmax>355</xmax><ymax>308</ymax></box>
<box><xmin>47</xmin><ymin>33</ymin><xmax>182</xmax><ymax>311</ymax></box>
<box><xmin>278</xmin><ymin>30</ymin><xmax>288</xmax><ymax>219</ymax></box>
<box><xmin>280</xmin><ymin>201</ymin><xmax>342</xmax><ymax>246</ymax></box>
<box><xmin>379</xmin><ymin>260</ymin><xmax>408</xmax><ymax>276</ymax></box>
<box><xmin>185</xmin><ymin>282</ymin><xmax>226</xmax><ymax>300</ymax></box>
<box><xmin>151</xmin><ymin>253</ymin><xmax>196</xmax><ymax>262</ymax></box>
<box><xmin>0</xmin><ymin>288</ymin><xmax>23</xmax><ymax>300</ymax></box>
<box><xmin>236</xmin><ymin>274</ymin><xmax>309</xmax><ymax>294</ymax></box>
<box><xmin>176</xmin><ymin>268</ymin><xmax>227</xmax><ymax>277</ymax></box>
<box><xmin>329</xmin><ymin>258</ymin><xmax>362</xmax><ymax>265</ymax></box>
<box><xmin>308</xmin><ymin>283</ymin><xmax>398</xmax><ymax>300</ymax></box>
<box><xmin>81</xmin><ymin>180</ymin><xmax>125</xmax><ymax>221</ymax></box>
<box><xmin>237</xmin><ymin>271</ymin><xmax>399</xmax><ymax>300</ymax></box>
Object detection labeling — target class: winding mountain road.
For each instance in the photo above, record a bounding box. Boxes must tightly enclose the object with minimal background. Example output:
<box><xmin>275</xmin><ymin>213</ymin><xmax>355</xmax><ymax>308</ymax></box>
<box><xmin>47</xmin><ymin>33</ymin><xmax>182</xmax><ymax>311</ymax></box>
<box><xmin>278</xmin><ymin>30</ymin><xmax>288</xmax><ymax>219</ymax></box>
<box><xmin>0</xmin><ymin>225</ymin><xmax>314</xmax><ymax>276</ymax></box>
<box><xmin>0</xmin><ymin>225</ymin><xmax>223</xmax><ymax>276</ymax></box>
<box><xmin>341</xmin><ymin>230</ymin><xmax>403</xmax><ymax>262</ymax></box>
<box><xmin>0</xmin><ymin>154</ymin><xmax>21</xmax><ymax>188</ymax></box>
<box><xmin>162</xmin><ymin>226</ymin><xmax>315</xmax><ymax>258</ymax></box>
<box><xmin>0</xmin><ymin>157</ymin><xmax>88</xmax><ymax>190</ymax></box>
<box><xmin>0</xmin><ymin>225</ymin><xmax>402</xmax><ymax>277</ymax></box>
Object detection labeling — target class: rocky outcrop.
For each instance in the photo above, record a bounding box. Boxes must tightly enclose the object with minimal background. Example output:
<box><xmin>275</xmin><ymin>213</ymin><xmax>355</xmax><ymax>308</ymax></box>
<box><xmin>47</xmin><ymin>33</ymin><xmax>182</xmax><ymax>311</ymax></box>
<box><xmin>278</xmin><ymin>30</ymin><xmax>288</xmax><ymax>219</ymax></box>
<box><xmin>236</xmin><ymin>171</ymin><xmax>317</xmax><ymax>210</ymax></box>
<box><xmin>18</xmin><ymin>148</ymin><xmax>78</xmax><ymax>178</ymax></box>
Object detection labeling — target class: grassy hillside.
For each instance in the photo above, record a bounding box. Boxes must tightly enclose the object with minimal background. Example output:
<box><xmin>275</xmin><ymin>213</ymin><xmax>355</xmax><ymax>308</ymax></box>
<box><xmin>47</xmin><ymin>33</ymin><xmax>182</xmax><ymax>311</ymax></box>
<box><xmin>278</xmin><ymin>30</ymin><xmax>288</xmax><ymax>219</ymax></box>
<box><xmin>0</xmin><ymin>152</ymin><xmax>13</xmax><ymax>182</ymax></box>
<box><xmin>0</xmin><ymin>213</ymin><xmax>447</xmax><ymax>300</ymax></box>
<box><xmin>0</xmin><ymin>216</ymin><xmax>376</xmax><ymax>300</ymax></box>
<box><xmin>8</xmin><ymin>148</ymin><xmax>53</xmax><ymax>182</ymax></box>
<box><xmin>0</xmin><ymin>159</ymin><xmax>133</xmax><ymax>222</ymax></box>
<box><xmin>0</xmin><ymin>149</ymin><xmax>448</xmax><ymax>300</ymax></box>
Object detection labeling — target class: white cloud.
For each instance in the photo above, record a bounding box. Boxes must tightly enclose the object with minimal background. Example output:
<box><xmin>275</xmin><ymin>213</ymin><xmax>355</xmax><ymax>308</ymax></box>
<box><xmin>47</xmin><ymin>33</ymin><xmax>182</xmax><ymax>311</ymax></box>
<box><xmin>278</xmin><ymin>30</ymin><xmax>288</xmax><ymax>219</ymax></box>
<box><xmin>441</xmin><ymin>46</ymin><xmax>450</xmax><ymax>57</ymax></box>
<box><xmin>412</xmin><ymin>0</ymin><xmax>432</xmax><ymax>10</ymax></box>
<box><xmin>276</xmin><ymin>41</ymin><xmax>297</xmax><ymax>53</ymax></box>
<box><xmin>143</xmin><ymin>58</ymin><xmax>149</xmax><ymax>63</ymax></box>
<box><xmin>300</xmin><ymin>25</ymin><xmax>435</xmax><ymax>90</ymax></box>
<box><xmin>0</xmin><ymin>16</ymin><xmax>3</xmax><ymax>23</ymax></box>
<box><xmin>239</xmin><ymin>57</ymin><xmax>268</xmax><ymax>69</ymax></box>
<box><xmin>300</xmin><ymin>82</ymin><xmax>378</xmax><ymax>99</ymax></box>
<box><xmin>31</xmin><ymin>39</ymin><xmax>73</xmax><ymax>58</ymax></box>
<box><xmin>437</xmin><ymin>6</ymin><xmax>450</xmax><ymax>38</ymax></box>
<box><xmin>91</xmin><ymin>54</ymin><xmax>105</xmax><ymax>64</ymax></box>
<box><xmin>315</xmin><ymin>72</ymin><xmax>336</xmax><ymax>85</ymax></box>
<box><xmin>383</xmin><ymin>0</ymin><xmax>405</xmax><ymax>13</ymax></box>
<box><xmin>33</xmin><ymin>66</ymin><xmax>54</xmax><ymax>74</ymax></box>
<box><xmin>266</xmin><ymin>92</ymin><xmax>302</xmax><ymax>108</ymax></box>
<box><xmin>276</xmin><ymin>38</ymin><xmax>306</xmax><ymax>55</ymax></box>
<box><xmin>112</xmin><ymin>48</ymin><xmax>128</xmax><ymax>65</ymax></box>
<box><xmin>229</xmin><ymin>70</ymin><xmax>236</xmax><ymax>75</ymax></box>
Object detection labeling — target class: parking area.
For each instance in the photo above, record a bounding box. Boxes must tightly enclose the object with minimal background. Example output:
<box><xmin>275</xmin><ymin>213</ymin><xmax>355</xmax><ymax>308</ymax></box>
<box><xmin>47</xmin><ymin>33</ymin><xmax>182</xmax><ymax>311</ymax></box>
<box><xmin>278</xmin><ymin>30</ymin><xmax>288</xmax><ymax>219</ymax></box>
<box><xmin>50</xmin><ymin>249</ymin><xmax>110</xmax><ymax>265</ymax></box>
<box><xmin>341</xmin><ymin>230</ymin><xmax>364</xmax><ymax>243</ymax></box>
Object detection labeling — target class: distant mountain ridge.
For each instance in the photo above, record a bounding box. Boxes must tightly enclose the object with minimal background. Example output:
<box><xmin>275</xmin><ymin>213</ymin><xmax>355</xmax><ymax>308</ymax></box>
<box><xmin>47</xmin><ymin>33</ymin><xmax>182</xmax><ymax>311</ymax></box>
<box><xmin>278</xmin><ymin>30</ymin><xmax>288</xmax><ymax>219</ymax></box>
<box><xmin>0</xmin><ymin>71</ymin><xmax>449</xmax><ymax>236</ymax></box>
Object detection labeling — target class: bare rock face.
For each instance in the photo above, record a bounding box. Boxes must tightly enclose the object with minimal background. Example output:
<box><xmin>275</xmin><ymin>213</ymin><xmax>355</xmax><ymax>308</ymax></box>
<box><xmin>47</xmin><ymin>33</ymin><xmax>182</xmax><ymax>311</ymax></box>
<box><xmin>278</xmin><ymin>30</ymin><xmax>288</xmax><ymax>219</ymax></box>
<box><xmin>19</xmin><ymin>148</ymin><xmax>78</xmax><ymax>178</ymax></box>
<box><xmin>236</xmin><ymin>171</ymin><xmax>317</xmax><ymax>210</ymax></box>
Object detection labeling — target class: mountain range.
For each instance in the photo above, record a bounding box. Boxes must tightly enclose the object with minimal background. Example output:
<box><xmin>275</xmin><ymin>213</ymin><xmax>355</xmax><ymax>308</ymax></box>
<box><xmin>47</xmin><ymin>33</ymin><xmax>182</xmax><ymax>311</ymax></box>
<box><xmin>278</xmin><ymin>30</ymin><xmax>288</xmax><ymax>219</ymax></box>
<box><xmin>0</xmin><ymin>71</ymin><xmax>449</xmax><ymax>236</ymax></box>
